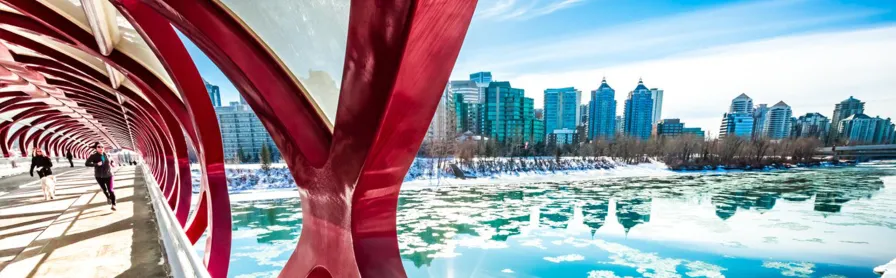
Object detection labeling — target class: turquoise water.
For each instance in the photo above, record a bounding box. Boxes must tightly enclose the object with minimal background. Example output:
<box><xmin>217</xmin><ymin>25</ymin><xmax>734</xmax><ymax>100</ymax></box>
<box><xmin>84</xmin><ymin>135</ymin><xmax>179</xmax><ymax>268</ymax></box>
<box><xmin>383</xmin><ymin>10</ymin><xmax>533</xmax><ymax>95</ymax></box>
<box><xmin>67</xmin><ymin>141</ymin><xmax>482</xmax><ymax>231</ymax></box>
<box><xmin>199</xmin><ymin>161</ymin><xmax>896</xmax><ymax>277</ymax></box>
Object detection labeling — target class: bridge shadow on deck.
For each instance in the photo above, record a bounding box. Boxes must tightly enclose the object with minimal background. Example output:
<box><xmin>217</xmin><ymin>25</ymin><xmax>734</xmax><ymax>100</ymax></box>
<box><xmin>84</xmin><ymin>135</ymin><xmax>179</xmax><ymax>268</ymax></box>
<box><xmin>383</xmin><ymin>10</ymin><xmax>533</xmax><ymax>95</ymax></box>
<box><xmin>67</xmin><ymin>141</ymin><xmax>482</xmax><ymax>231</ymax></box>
<box><xmin>0</xmin><ymin>167</ymin><xmax>168</xmax><ymax>277</ymax></box>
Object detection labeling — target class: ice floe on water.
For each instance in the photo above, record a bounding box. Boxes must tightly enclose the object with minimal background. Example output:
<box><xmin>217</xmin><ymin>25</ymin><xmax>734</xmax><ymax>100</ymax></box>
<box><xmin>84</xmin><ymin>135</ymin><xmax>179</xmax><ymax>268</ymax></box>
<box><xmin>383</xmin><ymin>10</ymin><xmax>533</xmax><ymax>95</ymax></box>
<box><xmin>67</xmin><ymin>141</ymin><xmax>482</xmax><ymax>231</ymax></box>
<box><xmin>210</xmin><ymin>160</ymin><xmax>896</xmax><ymax>277</ymax></box>
<box><xmin>588</xmin><ymin>270</ymin><xmax>622</xmax><ymax>278</ymax></box>
<box><xmin>544</xmin><ymin>254</ymin><xmax>586</xmax><ymax>263</ymax></box>
<box><xmin>761</xmin><ymin>261</ymin><xmax>815</xmax><ymax>277</ymax></box>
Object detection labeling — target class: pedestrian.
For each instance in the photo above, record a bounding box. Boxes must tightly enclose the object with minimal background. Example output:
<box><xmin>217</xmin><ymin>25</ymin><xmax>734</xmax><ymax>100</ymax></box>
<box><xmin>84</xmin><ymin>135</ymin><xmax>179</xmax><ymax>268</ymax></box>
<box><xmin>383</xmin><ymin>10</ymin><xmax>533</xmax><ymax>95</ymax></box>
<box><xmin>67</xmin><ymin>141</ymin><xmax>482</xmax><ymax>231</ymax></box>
<box><xmin>66</xmin><ymin>150</ymin><xmax>74</xmax><ymax>167</ymax></box>
<box><xmin>85</xmin><ymin>143</ymin><xmax>117</xmax><ymax>211</ymax></box>
<box><xmin>30</xmin><ymin>149</ymin><xmax>56</xmax><ymax>200</ymax></box>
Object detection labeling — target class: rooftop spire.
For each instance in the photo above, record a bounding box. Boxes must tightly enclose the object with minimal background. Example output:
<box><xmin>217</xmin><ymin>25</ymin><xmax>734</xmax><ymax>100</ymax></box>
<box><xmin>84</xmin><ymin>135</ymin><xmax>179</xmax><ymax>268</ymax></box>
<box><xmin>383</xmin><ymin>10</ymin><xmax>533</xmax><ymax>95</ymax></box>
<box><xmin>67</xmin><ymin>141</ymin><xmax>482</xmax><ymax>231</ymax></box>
<box><xmin>633</xmin><ymin>77</ymin><xmax>648</xmax><ymax>91</ymax></box>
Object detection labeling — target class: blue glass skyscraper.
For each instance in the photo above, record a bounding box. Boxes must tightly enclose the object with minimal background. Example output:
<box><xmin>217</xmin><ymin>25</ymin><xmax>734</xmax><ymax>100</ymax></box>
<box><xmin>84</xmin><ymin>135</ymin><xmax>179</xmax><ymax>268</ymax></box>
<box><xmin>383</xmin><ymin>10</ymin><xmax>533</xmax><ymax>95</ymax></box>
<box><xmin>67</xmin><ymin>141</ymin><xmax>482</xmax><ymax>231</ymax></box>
<box><xmin>480</xmin><ymin>82</ymin><xmax>541</xmax><ymax>143</ymax></box>
<box><xmin>544</xmin><ymin>87</ymin><xmax>581</xmax><ymax>136</ymax></box>
<box><xmin>469</xmin><ymin>72</ymin><xmax>492</xmax><ymax>85</ymax></box>
<box><xmin>205</xmin><ymin>80</ymin><xmax>222</xmax><ymax>107</ymax></box>
<box><xmin>470</xmin><ymin>71</ymin><xmax>493</xmax><ymax>106</ymax></box>
<box><xmin>624</xmin><ymin>79</ymin><xmax>654</xmax><ymax>140</ymax></box>
<box><xmin>588</xmin><ymin>78</ymin><xmax>616</xmax><ymax>140</ymax></box>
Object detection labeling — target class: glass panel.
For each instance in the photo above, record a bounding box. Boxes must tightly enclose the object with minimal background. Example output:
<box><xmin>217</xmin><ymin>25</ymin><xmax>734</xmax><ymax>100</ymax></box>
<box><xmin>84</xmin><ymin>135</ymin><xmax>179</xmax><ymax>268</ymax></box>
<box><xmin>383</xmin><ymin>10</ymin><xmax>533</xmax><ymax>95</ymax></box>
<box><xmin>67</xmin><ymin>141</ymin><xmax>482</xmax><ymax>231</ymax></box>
<box><xmin>217</xmin><ymin>0</ymin><xmax>349</xmax><ymax>124</ymax></box>
<box><xmin>38</xmin><ymin>0</ymin><xmax>92</xmax><ymax>32</ymax></box>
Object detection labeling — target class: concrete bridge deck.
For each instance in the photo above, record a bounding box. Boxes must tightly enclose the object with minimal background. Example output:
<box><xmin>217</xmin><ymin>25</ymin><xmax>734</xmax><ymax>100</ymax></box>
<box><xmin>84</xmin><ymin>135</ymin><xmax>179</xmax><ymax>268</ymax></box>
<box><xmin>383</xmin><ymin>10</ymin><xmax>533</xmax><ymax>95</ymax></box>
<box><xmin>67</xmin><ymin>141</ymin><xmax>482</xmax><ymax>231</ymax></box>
<box><xmin>0</xmin><ymin>166</ymin><xmax>168</xmax><ymax>277</ymax></box>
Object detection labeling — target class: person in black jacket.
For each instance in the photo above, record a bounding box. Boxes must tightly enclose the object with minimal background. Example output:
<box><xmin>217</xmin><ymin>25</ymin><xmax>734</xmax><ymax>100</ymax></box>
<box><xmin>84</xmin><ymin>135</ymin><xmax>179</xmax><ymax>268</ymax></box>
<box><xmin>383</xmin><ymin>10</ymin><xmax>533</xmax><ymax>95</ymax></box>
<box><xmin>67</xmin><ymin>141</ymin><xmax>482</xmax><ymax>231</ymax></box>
<box><xmin>85</xmin><ymin>143</ymin><xmax>117</xmax><ymax>211</ymax></box>
<box><xmin>30</xmin><ymin>148</ymin><xmax>53</xmax><ymax>178</ymax></box>
<box><xmin>65</xmin><ymin>150</ymin><xmax>74</xmax><ymax>167</ymax></box>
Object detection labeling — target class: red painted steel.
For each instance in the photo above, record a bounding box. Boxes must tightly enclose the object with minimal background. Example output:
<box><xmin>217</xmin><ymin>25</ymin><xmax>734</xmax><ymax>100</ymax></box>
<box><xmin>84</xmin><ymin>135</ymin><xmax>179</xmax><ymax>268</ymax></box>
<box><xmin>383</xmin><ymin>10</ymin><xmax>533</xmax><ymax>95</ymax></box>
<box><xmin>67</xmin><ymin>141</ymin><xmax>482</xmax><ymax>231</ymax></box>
<box><xmin>116</xmin><ymin>2</ymin><xmax>230</xmax><ymax>259</ymax></box>
<box><xmin>0</xmin><ymin>0</ymin><xmax>475</xmax><ymax>277</ymax></box>
<box><xmin>147</xmin><ymin>0</ymin><xmax>476</xmax><ymax>277</ymax></box>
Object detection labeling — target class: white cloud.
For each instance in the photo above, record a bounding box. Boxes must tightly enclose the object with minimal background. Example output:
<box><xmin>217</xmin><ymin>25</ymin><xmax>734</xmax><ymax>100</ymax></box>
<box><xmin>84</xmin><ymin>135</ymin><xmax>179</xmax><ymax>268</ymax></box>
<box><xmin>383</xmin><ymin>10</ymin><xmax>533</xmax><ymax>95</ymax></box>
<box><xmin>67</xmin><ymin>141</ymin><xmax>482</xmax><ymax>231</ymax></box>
<box><xmin>508</xmin><ymin>25</ymin><xmax>896</xmax><ymax>134</ymax></box>
<box><xmin>456</xmin><ymin>0</ymin><xmax>882</xmax><ymax>76</ymax></box>
<box><xmin>475</xmin><ymin>0</ymin><xmax>586</xmax><ymax>21</ymax></box>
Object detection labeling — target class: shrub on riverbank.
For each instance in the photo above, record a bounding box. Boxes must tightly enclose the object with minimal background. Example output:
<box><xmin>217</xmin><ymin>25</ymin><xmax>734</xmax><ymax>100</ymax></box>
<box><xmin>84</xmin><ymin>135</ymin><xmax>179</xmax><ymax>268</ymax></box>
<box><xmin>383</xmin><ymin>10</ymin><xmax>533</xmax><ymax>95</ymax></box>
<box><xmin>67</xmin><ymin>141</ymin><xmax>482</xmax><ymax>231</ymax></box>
<box><xmin>418</xmin><ymin>135</ymin><xmax>829</xmax><ymax>172</ymax></box>
<box><xmin>660</xmin><ymin>136</ymin><xmax>827</xmax><ymax>170</ymax></box>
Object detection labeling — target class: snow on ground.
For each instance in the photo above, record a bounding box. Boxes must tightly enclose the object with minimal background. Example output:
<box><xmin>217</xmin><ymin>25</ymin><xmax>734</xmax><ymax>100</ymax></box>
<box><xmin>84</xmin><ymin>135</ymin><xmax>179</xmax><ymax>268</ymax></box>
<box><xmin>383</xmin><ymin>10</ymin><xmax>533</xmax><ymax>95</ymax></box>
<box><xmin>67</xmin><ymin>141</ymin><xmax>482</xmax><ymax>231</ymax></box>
<box><xmin>189</xmin><ymin>157</ymin><xmax>675</xmax><ymax>194</ymax></box>
<box><xmin>403</xmin><ymin>159</ymin><xmax>673</xmax><ymax>189</ymax></box>
<box><xmin>0</xmin><ymin>167</ymin><xmax>28</xmax><ymax>178</ymax></box>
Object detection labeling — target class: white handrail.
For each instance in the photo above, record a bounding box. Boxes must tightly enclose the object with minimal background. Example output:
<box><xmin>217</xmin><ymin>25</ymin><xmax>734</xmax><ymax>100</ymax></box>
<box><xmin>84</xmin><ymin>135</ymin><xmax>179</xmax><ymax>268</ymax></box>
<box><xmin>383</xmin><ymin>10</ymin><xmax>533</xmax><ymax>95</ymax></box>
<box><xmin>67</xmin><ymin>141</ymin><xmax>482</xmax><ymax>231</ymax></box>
<box><xmin>141</xmin><ymin>164</ymin><xmax>211</xmax><ymax>278</ymax></box>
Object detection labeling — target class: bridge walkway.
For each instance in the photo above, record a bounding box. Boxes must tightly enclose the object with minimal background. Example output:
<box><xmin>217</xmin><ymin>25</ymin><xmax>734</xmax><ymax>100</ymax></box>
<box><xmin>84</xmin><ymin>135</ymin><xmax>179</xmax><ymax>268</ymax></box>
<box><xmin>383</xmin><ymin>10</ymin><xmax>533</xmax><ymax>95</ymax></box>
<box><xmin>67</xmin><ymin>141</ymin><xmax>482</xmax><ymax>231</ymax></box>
<box><xmin>0</xmin><ymin>166</ymin><xmax>167</xmax><ymax>277</ymax></box>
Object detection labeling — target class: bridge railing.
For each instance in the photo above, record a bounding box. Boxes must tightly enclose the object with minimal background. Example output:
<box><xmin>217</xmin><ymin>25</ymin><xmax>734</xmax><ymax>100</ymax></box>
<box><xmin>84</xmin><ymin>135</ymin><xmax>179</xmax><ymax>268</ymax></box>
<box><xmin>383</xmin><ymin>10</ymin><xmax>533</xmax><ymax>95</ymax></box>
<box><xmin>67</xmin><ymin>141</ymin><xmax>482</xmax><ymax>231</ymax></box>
<box><xmin>140</xmin><ymin>164</ymin><xmax>210</xmax><ymax>278</ymax></box>
<box><xmin>0</xmin><ymin>157</ymin><xmax>31</xmax><ymax>178</ymax></box>
<box><xmin>0</xmin><ymin>157</ymin><xmax>87</xmax><ymax>178</ymax></box>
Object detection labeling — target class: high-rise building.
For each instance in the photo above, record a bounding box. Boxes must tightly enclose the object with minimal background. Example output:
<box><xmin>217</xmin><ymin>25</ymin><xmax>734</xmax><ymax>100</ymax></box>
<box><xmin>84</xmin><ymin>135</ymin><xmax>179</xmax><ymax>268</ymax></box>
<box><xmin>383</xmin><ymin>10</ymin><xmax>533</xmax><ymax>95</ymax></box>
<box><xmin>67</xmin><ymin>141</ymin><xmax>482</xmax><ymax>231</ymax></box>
<box><xmin>448</xmin><ymin>80</ymin><xmax>480</xmax><ymax>104</ymax></box>
<box><xmin>534</xmin><ymin>118</ymin><xmax>545</xmax><ymax>144</ymax></box>
<box><xmin>470</xmin><ymin>71</ymin><xmax>493</xmax><ymax>103</ymax></box>
<box><xmin>793</xmin><ymin>113</ymin><xmax>830</xmax><ymax>139</ymax></box>
<box><xmin>425</xmin><ymin>86</ymin><xmax>457</xmax><ymax>141</ymax></box>
<box><xmin>682</xmin><ymin>127</ymin><xmax>705</xmax><ymax>139</ymax></box>
<box><xmin>650</xmin><ymin>88</ymin><xmax>664</xmax><ymax>125</ymax></box>
<box><xmin>534</xmin><ymin>108</ymin><xmax>545</xmax><ymax>142</ymax></box>
<box><xmin>730</xmin><ymin>93</ymin><xmax>754</xmax><ymax>114</ymax></box>
<box><xmin>588</xmin><ymin>78</ymin><xmax>617</xmax><ymax>140</ymax></box>
<box><xmin>752</xmin><ymin>104</ymin><xmax>768</xmax><ymax>139</ymax></box>
<box><xmin>719</xmin><ymin>94</ymin><xmax>755</xmax><ymax>139</ymax></box>
<box><xmin>576</xmin><ymin>124</ymin><xmax>588</xmax><ymax>143</ymax></box>
<box><xmin>580</xmin><ymin>104</ymin><xmax>589</xmax><ymax>129</ymax></box>
<box><xmin>655</xmin><ymin>119</ymin><xmax>684</xmax><ymax>137</ymax></box>
<box><xmin>719</xmin><ymin>113</ymin><xmax>754</xmax><ymax>138</ymax></box>
<box><xmin>829</xmin><ymin>96</ymin><xmax>865</xmax><ymax>144</ymax></box>
<box><xmin>205</xmin><ymin>80</ymin><xmax>222</xmax><ymax>107</ymax></box>
<box><xmin>615</xmin><ymin>116</ymin><xmax>624</xmax><ymax>135</ymax></box>
<box><xmin>444</xmin><ymin>81</ymin><xmax>480</xmax><ymax>134</ymax></box>
<box><xmin>578</xmin><ymin>104</ymin><xmax>589</xmax><ymax>143</ymax></box>
<box><xmin>469</xmin><ymin>72</ymin><xmax>492</xmax><ymax>85</ymax></box>
<box><xmin>872</xmin><ymin>118</ymin><xmax>895</xmax><ymax>144</ymax></box>
<box><xmin>480</xmin><ymin>82</ymin><xmax>542</xmax><ymax>143</ymax></box>
<box><xmin>838</xmin><ymin>114</ymin><xmax>877</xmax><ymax>144</ymax></box>
<box><xmin>762</xmin><ymin>101</ymin><xmax>793</xmax><ymax>140</ymax></box>
<box><xmin>216</xmin><ymin>102</ymin><xmax>280</xmax><ymax>162</ymax></box>
<box><xmin>623</xmin><ymin>79</ymin><xmax>654</xmax><ymax>140</ymax></box>
<box><xmin>454</xmin><ymin>93</ymin><xmax>479</xmax><ymax>134</ymax></box>
<box><xmin>544</xmin><ymin>87</ymin><xmax>582</xmax><ymax>137</ymax></box>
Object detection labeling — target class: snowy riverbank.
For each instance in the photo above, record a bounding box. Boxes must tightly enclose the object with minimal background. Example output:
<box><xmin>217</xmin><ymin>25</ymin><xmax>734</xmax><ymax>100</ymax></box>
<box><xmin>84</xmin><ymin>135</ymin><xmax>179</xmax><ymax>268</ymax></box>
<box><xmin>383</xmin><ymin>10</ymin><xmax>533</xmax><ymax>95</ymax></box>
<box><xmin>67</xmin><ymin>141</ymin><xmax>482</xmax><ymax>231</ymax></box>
<box><xmin>189</xmin><ymin>157</ymin><xmax>866</xmax><ymax>193</ymax></box>
<box><xmin>189</xmin><ymin>157</ymin><xmax>675</xmax><ymax>192</ymax></box>
<box><xmin>402</xmin><ymin>157</ymin><xmax>674</xmax><ymax>188</ymax></box>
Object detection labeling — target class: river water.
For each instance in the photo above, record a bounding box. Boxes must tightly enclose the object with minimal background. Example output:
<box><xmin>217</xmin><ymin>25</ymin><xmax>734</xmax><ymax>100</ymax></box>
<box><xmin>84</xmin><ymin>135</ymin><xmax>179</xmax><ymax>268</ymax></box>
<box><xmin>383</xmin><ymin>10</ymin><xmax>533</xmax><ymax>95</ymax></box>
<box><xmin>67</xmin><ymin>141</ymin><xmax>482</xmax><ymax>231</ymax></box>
<box><xmin>199</xmin><ymin>161</ymin><xmax>896</xmax><ymax>278</ymax></box>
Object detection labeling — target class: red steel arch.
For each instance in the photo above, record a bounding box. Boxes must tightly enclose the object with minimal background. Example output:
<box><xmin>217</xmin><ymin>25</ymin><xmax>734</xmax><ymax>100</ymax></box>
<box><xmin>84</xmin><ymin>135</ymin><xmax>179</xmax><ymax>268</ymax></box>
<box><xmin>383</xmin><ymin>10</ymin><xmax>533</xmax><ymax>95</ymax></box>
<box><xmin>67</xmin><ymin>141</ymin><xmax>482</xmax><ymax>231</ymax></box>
<box><xmin>0</xmin><ymin>0</ymin><xmax>476</xmax><ymax>277</ymax></box>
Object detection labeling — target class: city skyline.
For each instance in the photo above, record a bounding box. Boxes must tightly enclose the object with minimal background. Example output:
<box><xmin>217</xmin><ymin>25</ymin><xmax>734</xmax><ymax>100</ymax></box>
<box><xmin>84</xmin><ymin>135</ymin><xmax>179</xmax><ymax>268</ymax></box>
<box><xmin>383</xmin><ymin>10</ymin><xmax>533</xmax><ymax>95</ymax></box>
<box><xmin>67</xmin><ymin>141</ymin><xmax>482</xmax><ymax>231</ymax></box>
<box><xmin>180</xmin><ymin>0</ymin><xmax>896</xmax><ymax>136</ymax></box>
<box><xmin>449</xmin><ymin>0</ymin><xmax>896</xmax><ymax>134</ymax></box>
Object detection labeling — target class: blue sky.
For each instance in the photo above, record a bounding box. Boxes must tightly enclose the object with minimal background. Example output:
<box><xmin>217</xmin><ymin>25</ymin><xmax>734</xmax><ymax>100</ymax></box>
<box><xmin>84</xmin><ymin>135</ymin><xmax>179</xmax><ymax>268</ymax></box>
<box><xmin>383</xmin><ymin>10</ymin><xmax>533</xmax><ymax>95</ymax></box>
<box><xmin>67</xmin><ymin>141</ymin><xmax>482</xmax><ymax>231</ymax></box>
<box><xmin>182</xmin><ymin>0</ymin><xmax>896</xmax><ymax>136</ymax></box>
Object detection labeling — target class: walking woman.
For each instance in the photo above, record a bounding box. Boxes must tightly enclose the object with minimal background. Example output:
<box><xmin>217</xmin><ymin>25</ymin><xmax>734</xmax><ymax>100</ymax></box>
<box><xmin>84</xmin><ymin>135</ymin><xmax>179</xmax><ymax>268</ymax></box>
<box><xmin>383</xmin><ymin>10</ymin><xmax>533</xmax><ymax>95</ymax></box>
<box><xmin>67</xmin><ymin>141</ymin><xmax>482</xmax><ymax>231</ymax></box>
<box><xmin>30</xmin><ymin>148</ymin><xmax>56</xmax><ymax>200</ymax></box>
<box><xmin>65</xmin><ymin>150</ymin><xmax>74</xmax><ymax>167</ymax></box>
<box><xmin>85</xmin><ymin>143</ymin><xmax>116</xmax><ymax>211</ymax></box>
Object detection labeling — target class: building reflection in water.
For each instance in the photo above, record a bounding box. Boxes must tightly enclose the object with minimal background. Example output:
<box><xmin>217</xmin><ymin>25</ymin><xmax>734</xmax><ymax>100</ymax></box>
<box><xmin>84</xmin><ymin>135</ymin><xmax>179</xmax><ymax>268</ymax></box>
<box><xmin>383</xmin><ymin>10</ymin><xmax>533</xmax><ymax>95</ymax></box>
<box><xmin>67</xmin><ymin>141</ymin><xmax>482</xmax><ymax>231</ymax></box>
<box><xmin>615</xmin><ymin>197</ymin><xmax>652</xmax><ymax>234</ymax></box>
<box><xmin>393</xmin><ymin>168</ymin><xmax>889</xmax><ymax>267</ymax></box>
<box><xmin>224</xmin><ymin>166</ymin><xmax>890</xmax><ymax>269</ymax></box>
<box><xmin>231</xmin><ymin>199</ymin><xmax>303</xmax><ymax>244</ymax></box>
